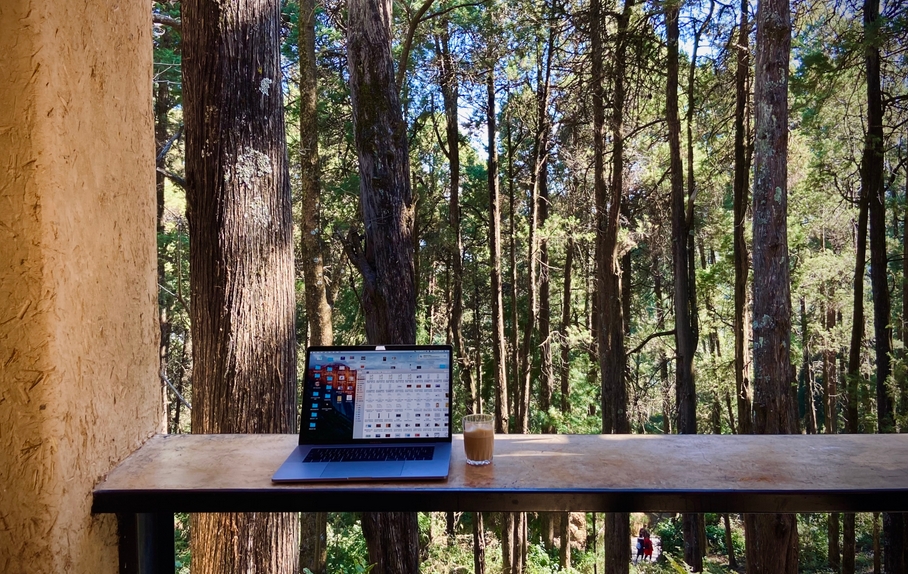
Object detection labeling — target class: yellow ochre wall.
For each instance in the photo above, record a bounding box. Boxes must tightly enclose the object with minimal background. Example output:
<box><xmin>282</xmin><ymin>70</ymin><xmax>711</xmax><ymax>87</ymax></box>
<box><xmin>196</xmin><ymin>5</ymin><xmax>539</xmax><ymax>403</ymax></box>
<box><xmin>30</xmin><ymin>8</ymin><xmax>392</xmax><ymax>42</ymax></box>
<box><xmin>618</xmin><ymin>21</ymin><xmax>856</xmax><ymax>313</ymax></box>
<box><xmin>0</xmin><ymin>0</ymin><xmax>161</xmax><ymax>572</ymax></box>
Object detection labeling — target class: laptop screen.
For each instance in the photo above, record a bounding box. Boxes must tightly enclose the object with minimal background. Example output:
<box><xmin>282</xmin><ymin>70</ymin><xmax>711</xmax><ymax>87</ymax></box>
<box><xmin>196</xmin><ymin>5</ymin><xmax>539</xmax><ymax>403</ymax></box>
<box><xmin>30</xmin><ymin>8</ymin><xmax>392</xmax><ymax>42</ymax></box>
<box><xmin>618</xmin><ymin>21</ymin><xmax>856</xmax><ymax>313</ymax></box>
<box><xmin>300</xmin><ymin>345</ymin><xmax>453</xmax><ymax>444</ymax></box>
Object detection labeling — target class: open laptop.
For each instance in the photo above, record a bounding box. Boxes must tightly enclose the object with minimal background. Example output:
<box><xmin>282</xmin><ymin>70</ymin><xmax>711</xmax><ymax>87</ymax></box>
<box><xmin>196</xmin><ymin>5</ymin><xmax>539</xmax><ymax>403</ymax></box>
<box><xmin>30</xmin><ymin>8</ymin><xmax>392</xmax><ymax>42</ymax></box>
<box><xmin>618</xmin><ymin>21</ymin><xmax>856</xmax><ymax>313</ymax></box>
<box><xmin>272</xmin><ymin>344</ymin><xmax>453</xmax><ymax>482</ymax></box>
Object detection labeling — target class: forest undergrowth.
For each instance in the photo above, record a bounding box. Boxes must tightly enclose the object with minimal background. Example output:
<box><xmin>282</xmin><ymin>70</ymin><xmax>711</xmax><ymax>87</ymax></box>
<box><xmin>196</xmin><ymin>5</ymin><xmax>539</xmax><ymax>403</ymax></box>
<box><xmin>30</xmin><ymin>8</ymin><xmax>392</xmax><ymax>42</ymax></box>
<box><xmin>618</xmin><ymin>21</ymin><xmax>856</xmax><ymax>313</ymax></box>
<box><xmin>174</xmin><ymin>511</ymin><xmax>880</xmax><ymax>573</ymax></box>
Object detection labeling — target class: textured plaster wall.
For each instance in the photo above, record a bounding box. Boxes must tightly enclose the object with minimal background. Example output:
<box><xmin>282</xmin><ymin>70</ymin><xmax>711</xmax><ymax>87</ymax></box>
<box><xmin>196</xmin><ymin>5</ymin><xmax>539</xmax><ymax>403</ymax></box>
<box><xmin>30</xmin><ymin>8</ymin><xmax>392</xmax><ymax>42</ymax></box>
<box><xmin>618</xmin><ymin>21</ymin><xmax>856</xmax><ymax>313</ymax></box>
<box><xmin>0</xmin><ymin>0</ymin><xmax>161</xmax><ymax>572</ymax></box>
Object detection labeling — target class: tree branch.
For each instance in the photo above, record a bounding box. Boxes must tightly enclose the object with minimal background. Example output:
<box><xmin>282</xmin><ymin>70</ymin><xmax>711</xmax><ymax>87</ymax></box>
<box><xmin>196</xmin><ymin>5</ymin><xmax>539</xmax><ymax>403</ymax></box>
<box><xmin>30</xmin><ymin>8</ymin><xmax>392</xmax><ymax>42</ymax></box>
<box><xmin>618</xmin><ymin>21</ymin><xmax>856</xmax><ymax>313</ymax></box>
<box><xmin>395</xmin><ymin>0</ymin><xmax>436</xmax><ymax>92</ymax></box>
<box><xmin>156</xmin><ymin>125</ymin><xmax>184</xmax><ymax>163</ymax></box>
<box><xmin>627</xmin><ymin>329</ymin><xmax>676</xmax><ymax>356</ymax></box>
<box><xmin>162</xmin><ymin>373</ymin><xmax>192</xmax><ymax>410</ymax></box>
<box><xmin>152</xmin><ymin>13</ymin><xmax>182</xmax><ymax>32</ymax></box>
<box><xmin>156</xmin><ymin>167</ymin><xmax>186</xmax><ymax>189</ymax></box>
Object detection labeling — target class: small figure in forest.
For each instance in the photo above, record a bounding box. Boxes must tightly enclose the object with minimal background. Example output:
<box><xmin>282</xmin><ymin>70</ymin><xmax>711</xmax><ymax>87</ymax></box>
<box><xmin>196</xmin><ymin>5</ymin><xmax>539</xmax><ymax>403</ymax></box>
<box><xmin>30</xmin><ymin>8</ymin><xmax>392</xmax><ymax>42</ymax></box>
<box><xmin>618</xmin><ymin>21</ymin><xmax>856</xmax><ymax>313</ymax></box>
<box><xmin>635</xmin><ymin>526</ymin><xmax>648</xmax><ymax>563</ymax></box>
<box><xmin>643</xmin><ymin>532</ymin><xmax>654</xmax><ymax>561</ymax></box>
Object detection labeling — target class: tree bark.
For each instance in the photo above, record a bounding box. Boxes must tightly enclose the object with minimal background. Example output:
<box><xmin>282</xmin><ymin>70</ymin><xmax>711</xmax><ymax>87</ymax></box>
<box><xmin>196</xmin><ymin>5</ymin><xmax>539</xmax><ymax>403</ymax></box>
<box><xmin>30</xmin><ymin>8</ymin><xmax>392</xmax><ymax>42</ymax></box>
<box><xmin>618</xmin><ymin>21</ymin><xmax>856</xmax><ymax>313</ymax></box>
<box><xmin>362</xmin><ymin>513</ymin><xmax>420</xmax><ymax>574</ymax></box>
<box><xmin>300</xmin><ymin>511</ymin><xmax>327</xmax><ymax>574</ymax></box>
<box><xmin>182</xmin><ymin>0</ymin><xmax>299</xmax><ymax>570</ymax></box>
<box><xmin>507</xmin><ymin>105</ymin><xmax>520</xmax><ymax>429</ymax></box>
<box><xmin>829</xmin><ymin>513</ymin><xmax>841</xmax><ymax>572</ymax></box>
<box><xmin>299</xmin><ymin>0</ymin><xmax>333</xmax><ymax>348</ymax></box>
<box><xmin>559</xmin><ymin>512</ymin><xmax>571</xmax><ymax>570</ymax></box>
<box><xmin>667</xmin><ymin>5</ymin><xmax>702</xmax><ymax>568</ymax></box>
<box><xmin>824</xmin><ymin>302</ymin><xmax>837</xmax><ymax>436</ymax></box>
<box><xmin>473</xmin><ymin>513</ymin><xmax>486</xmax><ymax>574</ymax></box>
<box><xmin>502</xmin><ymin>512</ymin><xmax>514</xmax><ymax>574</ymax></box>
<box><xmin>593</xmin><ymin>0</ymin><xmax>630</xmax><ymax>442</ymax></box>
<box><xmin>560</xmin><ymin>238</ymin><xmax>575</xmax><ymax>415</ymax></box>
<box><xmin>346</xmin><ymin>0</ymin><xmax>419</xmax><ymax>570</ymax></box>
<box><xmin>744</xmin><ymin>0</ymin><xmax>798</xmax><ymax>570</ymax></box>
<box><xmin>862</xmin><ymin>0</ymin><xmax>907</xmax><ymax>567</ymax></box>
<box><xmin>724</xmin><ymin>513</ymin><xmax>738</xmax><ymax>569</ymax></box>
<box><xmin>538</xmin><ymin>39</ymin><xmax>556</xmax><ymax>432</ymax></box>
<box><xmin>517</xmin><ymin>17</ymin><xmax>556</xmax><ymax>435</ymax></box>
<box><xmin>436</xmin><ymin>26</ymin><xmax>477</xmax><ymax>415</ymax></box>
<box><xmin>345</xmin><ymin>0</ymin><xmax>417</xmax><ymax>346</ymax></box>
<box><xmin>488</xmin><ymin>71</ymin><xmax>510</xmax><ymax>435</ymax></box>
<box><xmin>733</xmin><ymin>0</ymin><xmax>753</xmax><ymax>436</ymax></box>
<box><xmin>801</xmin><ymin>297</ymin><xmax>817</xmax><ymax>434</ymax></box>
<box><xmin>591</xmin><ymin>0</ymin><xmax>632</xmax><ymax>570</ymax></box>
<box><xmin>539</xmin><ymin>164</ymin><xmax>554</xmax><ymax>433</ymax></box>
<box><xmin>903</xmin><ymin>164</ymin><xmax>908</xmax><ymax>352</ymax></box>
<box><xmin>844</xmin><ymin>511</ymin><xmax>856</xmax><ymax>574</ymax></box>
<box><xmin>843</xmin><ymin>180</ymin><xmax>868</xmax><ymax>574</ymax></box>
<box><xmin>299</xmin><ymin>1</ymin><xmax>332</xmax><ymax>567</ymax></box>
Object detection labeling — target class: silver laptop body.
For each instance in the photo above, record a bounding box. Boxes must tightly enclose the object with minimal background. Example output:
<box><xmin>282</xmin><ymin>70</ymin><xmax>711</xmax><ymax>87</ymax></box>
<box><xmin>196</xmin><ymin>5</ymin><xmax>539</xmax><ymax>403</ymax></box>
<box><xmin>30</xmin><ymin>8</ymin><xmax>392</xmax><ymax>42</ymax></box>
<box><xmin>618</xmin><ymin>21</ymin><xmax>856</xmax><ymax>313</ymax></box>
<box><xmin>273</xmin><ymin>345</ymin><xmax>453</xmax><ymax>482</ymax></box>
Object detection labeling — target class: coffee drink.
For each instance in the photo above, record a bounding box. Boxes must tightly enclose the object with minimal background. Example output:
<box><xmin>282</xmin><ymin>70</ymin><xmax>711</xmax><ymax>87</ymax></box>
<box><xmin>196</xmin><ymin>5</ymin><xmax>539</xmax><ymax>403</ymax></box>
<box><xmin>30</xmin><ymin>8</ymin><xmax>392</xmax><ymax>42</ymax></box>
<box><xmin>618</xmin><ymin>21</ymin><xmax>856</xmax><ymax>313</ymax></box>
<box><xmin>463</xmin><ymin>414</ymin><xmax>494</xmax><ymax>465</ymax></box>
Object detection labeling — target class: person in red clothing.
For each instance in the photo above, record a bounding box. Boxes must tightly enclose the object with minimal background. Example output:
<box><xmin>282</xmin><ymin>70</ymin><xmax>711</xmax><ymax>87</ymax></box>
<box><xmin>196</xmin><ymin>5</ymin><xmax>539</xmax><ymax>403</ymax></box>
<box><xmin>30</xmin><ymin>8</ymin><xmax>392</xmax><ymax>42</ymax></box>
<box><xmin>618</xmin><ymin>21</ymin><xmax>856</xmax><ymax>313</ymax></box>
<box><xmin>643</xmin><ymin>533</ymin><xmax>654</xmax><ymax>561</ymax></box>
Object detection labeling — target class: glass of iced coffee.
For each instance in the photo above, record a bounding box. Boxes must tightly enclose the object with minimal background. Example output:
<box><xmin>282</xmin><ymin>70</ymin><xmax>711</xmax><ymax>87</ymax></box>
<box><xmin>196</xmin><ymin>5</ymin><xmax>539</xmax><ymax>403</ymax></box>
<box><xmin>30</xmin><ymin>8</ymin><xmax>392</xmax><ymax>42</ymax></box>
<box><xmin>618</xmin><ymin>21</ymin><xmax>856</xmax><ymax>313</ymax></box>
<box><xmin>463</xmin><ymin>413</ymin><xmax>494</xmax><ymax>465</ymax></box>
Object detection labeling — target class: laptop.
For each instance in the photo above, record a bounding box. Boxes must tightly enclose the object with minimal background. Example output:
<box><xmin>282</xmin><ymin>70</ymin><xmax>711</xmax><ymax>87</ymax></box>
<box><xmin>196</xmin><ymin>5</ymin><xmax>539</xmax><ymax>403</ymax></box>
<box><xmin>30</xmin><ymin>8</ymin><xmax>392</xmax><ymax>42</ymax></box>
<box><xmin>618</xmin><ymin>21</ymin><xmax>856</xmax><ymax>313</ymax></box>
<box><xmin>272</xmin><ymin>344</ymin><xmax>453</xmax><ymax>482</ymax></box>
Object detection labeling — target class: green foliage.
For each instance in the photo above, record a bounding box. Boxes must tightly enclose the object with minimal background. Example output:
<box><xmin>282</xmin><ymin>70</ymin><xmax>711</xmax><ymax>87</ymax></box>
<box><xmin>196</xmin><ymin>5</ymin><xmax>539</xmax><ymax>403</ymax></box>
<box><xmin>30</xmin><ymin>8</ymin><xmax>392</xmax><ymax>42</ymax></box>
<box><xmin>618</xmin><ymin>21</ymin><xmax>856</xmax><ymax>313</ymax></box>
<box><xmin>705</xmin><ymin>523</ymin><xmax>741</xmax><ymax>558</ymax></box>
<box><xmin>659</xmin><ymin>552</ymin><xmax>693</xmax><ymax>573</ymax></box>
<box><xmin>175</xmin><ymin>513</ymin><xmax>191</xmax><ymax>574</ymax></box>
<box><xmin>326</xmin><ymin>514</ymin><xmax>373</xmax><ymax>574</ymax></box>
<box><xmin>654</xmin><ymin>518</ymin><xmax>684</xmax><ymax>559</ymax></box>
<box><xmin>797</xmin><ymin>514</ymin><xmax>831</xmax><ymax>571</ymax></box>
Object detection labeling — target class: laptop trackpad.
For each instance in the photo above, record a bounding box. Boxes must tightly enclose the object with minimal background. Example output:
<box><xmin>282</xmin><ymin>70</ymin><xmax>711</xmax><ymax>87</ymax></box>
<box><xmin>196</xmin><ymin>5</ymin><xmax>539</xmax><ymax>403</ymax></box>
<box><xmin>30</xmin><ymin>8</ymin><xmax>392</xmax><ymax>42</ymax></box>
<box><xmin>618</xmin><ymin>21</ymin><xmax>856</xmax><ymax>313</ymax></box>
<box><xmin>320</xmin><ymin>462</ymin><xmax>404</xmax><ymax>479</ymax></box>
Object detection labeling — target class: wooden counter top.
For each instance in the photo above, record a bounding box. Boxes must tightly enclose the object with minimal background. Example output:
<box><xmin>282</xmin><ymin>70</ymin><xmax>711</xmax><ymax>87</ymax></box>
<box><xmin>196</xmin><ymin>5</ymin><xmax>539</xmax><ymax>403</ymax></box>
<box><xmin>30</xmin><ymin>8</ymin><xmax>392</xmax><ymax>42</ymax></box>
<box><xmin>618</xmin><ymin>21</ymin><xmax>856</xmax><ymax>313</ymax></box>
<box><xmin>92</xmin><ymin>433</ymin><xmax>908</xmax><ymax>514</ymax></box>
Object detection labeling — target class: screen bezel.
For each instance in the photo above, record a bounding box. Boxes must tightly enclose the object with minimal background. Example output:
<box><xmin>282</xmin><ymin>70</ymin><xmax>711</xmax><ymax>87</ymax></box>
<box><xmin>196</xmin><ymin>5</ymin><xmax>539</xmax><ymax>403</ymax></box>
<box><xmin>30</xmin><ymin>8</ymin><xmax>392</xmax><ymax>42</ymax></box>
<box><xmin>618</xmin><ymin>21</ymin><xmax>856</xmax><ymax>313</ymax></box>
<box><xmin>298</xmin><ymin>344</ymin><xmax>454</xmax><ymax>445</ymax></box>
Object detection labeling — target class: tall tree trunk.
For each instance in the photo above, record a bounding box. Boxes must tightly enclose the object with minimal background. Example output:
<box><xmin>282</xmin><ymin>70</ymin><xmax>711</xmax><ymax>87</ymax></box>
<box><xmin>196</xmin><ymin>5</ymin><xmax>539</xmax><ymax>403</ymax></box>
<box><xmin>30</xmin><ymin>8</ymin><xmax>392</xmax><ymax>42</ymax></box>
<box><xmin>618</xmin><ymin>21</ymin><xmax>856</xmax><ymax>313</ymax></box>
<box><xmin>299</xmin><ymin>0</ymin><xmax>333</xmax><ymax>347</ymax></box>
<box><xmin>473</xmin><ymin>512</ymin><xmax>486</xmax><ymax>574</ymax></box>
<box><xmin>903</xmin><ymin>166</ymin><xmax>908</xmax><ymax>351</ymax></box>
<box><xmin>591</xmin><ymin>0</ymin><xmax>632</xmax><ymax>570</ymax></box>
<box><xmin>830</xmin><ymin>513</ymin><xmax>842</xmax><ymax>572</ymax></box>
<box><xmin>361</xmin><ymin>513</ymin><xmax>420</xmax><ymax>574</ymax></box>
<box><xmin>594</xmin><ymin>0</ymin><xmax>630</xmax><ymax>443</ymax></box>
<box><xmin>345</xmin><ymin>0</ymin><xmax>417</xmax><ymax>344</ymax></box>
<box><xmin>822</xmin><ymin>292</ymin><xmax>838</xmax><ymax>574</ymax></box>
<box><xmin>844</xmin><ymin>510</ymin><xmax>856</xmax><ymax>574</ymax></box>
<box><xmin>559</xmin><ymin>512</ymin><xmax>572</xmax><ymax>570</ymax></box>
<box><xmin>345</xmin><ymin>0</ymin><xmax>419</xmax><ymax>570</ymax></box>
<box><xmin>183</xmin><ymin>0</ymin><xmax>299</xmax><ymax>570</ymax></box>
<box><xmin>437</xmin><ymin>27</ymin><xmax>477</xmax><ymax>415</ymax></box>
<box><xmin>844</xmin><ymin>187</ymin><xmax>868</xmax><ymax>574</ymax></box>
<box><xmin>507</xmin><ymin>106</ymin><xmax>520</xmax><ymax>429</ymax></box>
<box><xmin>299</xmin><ymin>1</ymin><xmax>332</xmax><ymax>568</ymax></box>
<box><xmin>801</xmin><ymin>297</ymin><xmax>817</xmax><ymax>434</ymax></box>
<box><xmin>537</xmin><ymin>11</ymin><xmax>557</xmax><ymax>436</ymax></box>
<box><xmin>653</xmin><ymin>264</ymin><xmax>673</xmax><ymax>434</ymax></box>
<box><xmin>863</xmin><ymin>0</ymin><xmax>907</xmax><ymax>567</ymax></box>
<box><xmin>733</xmin><ymin>0</ymin><xmax>753</xmax><ymax>436</ymax></box>
<box><xmin>560</xmin><ymin>237</ymin><xmax>575</xmax><ymax>415</ymax></box>
<box><xmin>824</xmin><ymin>302</ymin><xmax>837</xmax><ymax>436</ymax></box>
<box><xmin>744</xmin><ymin>0</ymin><xmax>798</xmax><ymax>570</ymax></box>
<box><xmin>828</xmin><ymin>294</ymin><xmax>841</xmax><ymax>574</ymax></box>
<box><xmin>502</xmin><ymin>513</ymin><xmax>514</xmax><ymax>574</ymax></box>
<box><xmin>902</xmin><ymin>170</ymin><xmax>908</xmax><ymax>423</ymax></box>
<box><xmin>518</xmin><ymin>20</ymin><xmax>556</xmax><ymax>435</ymax></box>
<box><xmin>300</xmin><ymin>512</ymin><xmax>327</xmax><ymax>574</ymax></box>
<box><xmin>724</xmin><ymin>513</ymin><xmax>739</xmax><ymax>569</ymax></box>
<box><xmin>488</xmin><ymin>71</ymin><xmax>510</xmax><ymax>435</ymax></box>
<box><xmin>539</xmin><ymin>170</ymin><xmax>554</xmax><ymax>434</ymax></box>
<box><xmin>846</xmin><ymin>192</ymin><xmax>868</xmax><ymax>438</ymax></box>
<box><xmin>517</xmin><ymin>144</ymin><xmax>538</xmax><ymax>435</ymax></box>
<box><xmin>154</xmin><ymin>80</ymin><xmax>173</xmax><ymax>422</ymax></box>
<box><xmin>667</xmin><ymin>4</ymin><xmax>702</xmax><ymax>569</ymax></box>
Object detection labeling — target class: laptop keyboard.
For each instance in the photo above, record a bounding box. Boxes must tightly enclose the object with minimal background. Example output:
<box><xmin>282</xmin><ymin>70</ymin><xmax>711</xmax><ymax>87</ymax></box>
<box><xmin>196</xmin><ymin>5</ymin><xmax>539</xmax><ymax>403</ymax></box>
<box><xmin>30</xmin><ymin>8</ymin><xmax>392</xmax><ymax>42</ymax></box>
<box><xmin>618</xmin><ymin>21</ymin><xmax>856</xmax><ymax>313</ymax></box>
<box><xmin>304</xmin><ymin>446</ymin><xmax>434</xmax><ymax>463</ymax></box>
